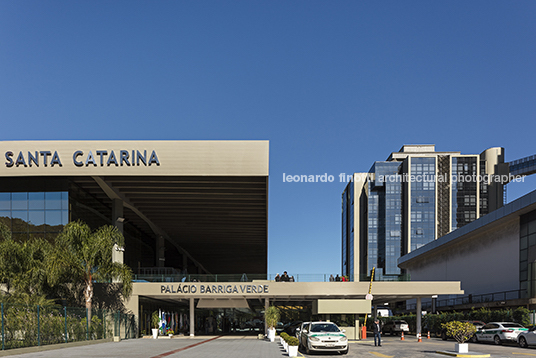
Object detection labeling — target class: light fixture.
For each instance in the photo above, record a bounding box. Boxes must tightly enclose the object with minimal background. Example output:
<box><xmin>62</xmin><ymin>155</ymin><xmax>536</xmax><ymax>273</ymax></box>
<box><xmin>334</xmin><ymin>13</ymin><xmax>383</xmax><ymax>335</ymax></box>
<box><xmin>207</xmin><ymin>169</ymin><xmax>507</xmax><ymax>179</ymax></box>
<box><xmin>116</xmin><ymin>217</ymin><xmax>126</xmax><ymax>223</ymax></box>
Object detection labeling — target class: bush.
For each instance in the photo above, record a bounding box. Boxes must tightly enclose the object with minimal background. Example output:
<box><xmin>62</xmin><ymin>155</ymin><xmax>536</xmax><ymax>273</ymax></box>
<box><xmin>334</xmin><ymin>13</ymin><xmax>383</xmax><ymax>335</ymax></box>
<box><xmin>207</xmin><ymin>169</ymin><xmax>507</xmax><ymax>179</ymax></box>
<box><xmin>287</xmin><ymin>337</ymin><xmax>299</xmax><ymax>346</ymax></box>
<box><xmin>514</xmin><ymin>307</ymin><xmax>531</xmax><ymax>327</ymax></box>
<box><xmin>264</xmin><ymin>306</ymin><xmax>280</xmax><ymax>329</ymax></box>
<box><xmin>441</xmin><ymin>321</ymin><xmax>476</xmax><ymax>344</ymax></box>
<box><xmin>389</xmin><ymin>306</ymin><xmax>531</xmax><ymax>335</ymax></box>
<box><xmin>151</xmin><ymin>311</ymin><xmax>160</xmax><ymax>329</ymax></box>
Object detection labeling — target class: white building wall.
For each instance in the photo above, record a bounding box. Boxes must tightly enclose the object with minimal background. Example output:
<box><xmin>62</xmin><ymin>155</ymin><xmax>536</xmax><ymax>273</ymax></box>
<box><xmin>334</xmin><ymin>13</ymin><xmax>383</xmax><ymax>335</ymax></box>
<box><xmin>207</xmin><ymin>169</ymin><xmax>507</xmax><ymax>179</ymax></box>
<box><xmin>406</xmin><ymin>218</ymin><xmax>519</xmax><ymax>295</ymax></box>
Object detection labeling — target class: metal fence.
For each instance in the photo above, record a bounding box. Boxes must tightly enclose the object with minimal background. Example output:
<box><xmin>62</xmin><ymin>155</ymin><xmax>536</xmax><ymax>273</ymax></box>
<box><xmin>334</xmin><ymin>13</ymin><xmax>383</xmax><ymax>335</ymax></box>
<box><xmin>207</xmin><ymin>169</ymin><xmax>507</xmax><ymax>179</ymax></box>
<box><xmin>0</xmin><ymin>303</ymin><xmax>136</xmax><ymax>351</ymax></box>
<box><xmin>406</xmin><ymin>289</ymin><xmax>523</xmax><ymax>311</ymax></box>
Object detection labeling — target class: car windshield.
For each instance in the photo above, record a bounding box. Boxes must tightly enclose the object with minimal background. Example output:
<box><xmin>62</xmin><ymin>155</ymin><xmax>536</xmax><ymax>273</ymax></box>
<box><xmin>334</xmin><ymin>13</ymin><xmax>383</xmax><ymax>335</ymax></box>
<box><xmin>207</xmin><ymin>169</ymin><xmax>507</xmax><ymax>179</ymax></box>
<box><xmin>310</xmin><ymin>323</ymin><xmax>340</xmax><ymax>333</ymax></box>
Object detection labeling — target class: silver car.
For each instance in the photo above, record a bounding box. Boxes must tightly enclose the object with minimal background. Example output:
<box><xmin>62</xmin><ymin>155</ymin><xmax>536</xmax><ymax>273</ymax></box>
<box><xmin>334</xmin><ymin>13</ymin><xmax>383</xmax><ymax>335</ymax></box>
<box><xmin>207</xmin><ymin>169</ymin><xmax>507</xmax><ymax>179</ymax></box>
<box><xmin>382</xmin><ymin>320</ymin><xmax>409</xmax><ymax>336</ymax></box>
<box><xmin>299</xmin><ymin>321</ymin><xmax>348</xmax><ymax>355</ymax></box>
<box><xmin>518</xmin><ymin>326</ymin><xmax>536</xmax><ymax>348</ymax></box>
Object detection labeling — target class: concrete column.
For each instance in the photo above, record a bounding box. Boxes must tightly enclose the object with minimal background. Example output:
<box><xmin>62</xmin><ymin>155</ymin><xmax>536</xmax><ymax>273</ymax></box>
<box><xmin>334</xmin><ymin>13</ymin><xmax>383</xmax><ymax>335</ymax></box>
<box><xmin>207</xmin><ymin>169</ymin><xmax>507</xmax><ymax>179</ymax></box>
<box><xmin>112</xmin><ymin>199</ymin><xmax>124</xmax><ymax>282</ymax></box>
<box><xmin>157</xmin><ymin>236</ymin><xmax>165</xmax><ymax>267</ymax></box>
<box><xmin>416</xmin><ymin>297</ymin><xmax>422</xmax><ymax>338</ymax></box>
<box><xmin>265</xmin><ymin>298</ymin><xmax>269</xmax><ymax>335</ymax></box>
<box><xmin>124</xmin><ymin>294</ymin><xmax>139</xmax><ymax>338</ymax></box>
<box><xmin>326</xmin><ymin>314</ymin><xmax>330</xmax><ymax>322</ymax></box>
<box><xmin>190</xmin><ymin>298</ymin><xmax>195</xmax><ymax>337</ymax></box>
<box><xmin>112</xmin><ymin>198</ymin><xmax>124</xmax><ymax>234</ymax></box>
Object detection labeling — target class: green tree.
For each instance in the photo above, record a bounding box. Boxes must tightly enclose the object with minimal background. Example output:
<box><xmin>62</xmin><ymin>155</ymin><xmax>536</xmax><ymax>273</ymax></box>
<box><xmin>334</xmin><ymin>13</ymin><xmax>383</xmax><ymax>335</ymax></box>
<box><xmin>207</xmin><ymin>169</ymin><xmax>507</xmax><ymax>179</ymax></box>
<box><xmin>49</xmin><ymin>221</ymin><xmax>133</xmax><ymax>322</ymax></box>
<box><xmin>441</xmin><ymin>321</ymin><xmax>476</xmax><ymax>344</ymax></box>
<box><xmin>264</xmin><ymin>306</ymin><xmax>280</xmax><ymax>329</ymax></box>
<box><xmin>0</xmin><ymin>221</ymin><xmax>11</xmax><ymax>240</ymax></box>
<box><xmin>0</xmin><ymin>236</ymin><xmax>21</xmax><ymax>294</ymax></box>
<box><xmin>0</xmin><ymin>223</ymin><xmax>56</xmax><ymax>305</ymax></box>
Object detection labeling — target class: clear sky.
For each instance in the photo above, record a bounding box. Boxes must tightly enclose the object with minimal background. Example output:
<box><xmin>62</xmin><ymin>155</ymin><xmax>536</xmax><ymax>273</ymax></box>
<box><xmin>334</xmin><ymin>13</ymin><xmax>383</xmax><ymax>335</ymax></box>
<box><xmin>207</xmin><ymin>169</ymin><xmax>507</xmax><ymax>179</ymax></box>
<box><xmin>1</xmin><ymin>1</ymin><xmax>535</xmax><ymax>278</ymax></box>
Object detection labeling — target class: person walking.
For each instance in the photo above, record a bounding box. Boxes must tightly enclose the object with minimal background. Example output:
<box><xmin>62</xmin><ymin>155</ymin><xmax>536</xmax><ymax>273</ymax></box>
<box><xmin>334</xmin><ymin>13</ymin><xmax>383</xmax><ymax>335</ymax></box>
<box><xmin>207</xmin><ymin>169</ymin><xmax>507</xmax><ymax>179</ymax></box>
<box><xmin>373</xmin><ymin>319</ymin><xmax>382</xmax><ymax>347</ymax></box>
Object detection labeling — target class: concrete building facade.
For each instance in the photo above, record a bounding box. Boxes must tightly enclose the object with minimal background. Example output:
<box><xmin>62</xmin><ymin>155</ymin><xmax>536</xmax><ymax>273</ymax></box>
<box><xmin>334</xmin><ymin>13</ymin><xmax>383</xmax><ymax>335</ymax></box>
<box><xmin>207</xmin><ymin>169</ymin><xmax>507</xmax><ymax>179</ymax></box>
<box><xmin>399</xmin><ymin>188</ymin><xmax>536</xmax><ymax>311</ymax></box>
<box><xmin>0</xmin><ymin>140</ymin><xmax>464</xmax><ymax>337</ymax></box>
<box><xmin>342</xmin><ymin>145</ymin><xmax>509</xmax><ymax>282</ymax></box>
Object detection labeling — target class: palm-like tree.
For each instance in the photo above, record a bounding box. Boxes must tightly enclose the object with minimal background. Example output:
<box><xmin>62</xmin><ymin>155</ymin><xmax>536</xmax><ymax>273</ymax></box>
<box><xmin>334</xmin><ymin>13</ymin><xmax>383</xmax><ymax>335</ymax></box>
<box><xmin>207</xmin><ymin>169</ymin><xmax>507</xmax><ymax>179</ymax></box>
<box><xmin>49</xmin><ymin>221</ymin><xmax>133</xmax><ymax>321</ymax></box>
<box><xmin>0</xmin><ymin>221</ymin><xmax>10</xmax><ymax>241</ymax></box>
<box><xmin>0</xmin><ymin>232</ymin><xmax>20</xmax><ymax>295</ymax></box>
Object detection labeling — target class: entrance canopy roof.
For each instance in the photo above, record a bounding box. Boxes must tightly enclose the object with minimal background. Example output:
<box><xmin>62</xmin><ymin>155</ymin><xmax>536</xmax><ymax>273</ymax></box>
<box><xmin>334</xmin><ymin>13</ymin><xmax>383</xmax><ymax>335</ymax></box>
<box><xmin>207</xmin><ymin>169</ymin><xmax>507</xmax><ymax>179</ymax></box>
<box><xmin>133</xmin><ymin>281</ymin><xmax>464</xmax><ymax>309</ymax></box>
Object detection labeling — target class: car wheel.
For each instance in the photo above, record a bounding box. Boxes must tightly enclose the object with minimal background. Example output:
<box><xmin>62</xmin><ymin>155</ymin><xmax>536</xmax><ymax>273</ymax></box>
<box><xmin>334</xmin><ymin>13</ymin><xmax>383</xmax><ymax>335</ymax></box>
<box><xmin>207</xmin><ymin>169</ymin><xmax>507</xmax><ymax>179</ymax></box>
<box><xmin>493</xmin><ymin>335</ymin><xmax>502</xmax><ymax>345</ymax></box>
<box><xmin>470</xmin><ymin>334</ymin><xmax>478</xmax><ymax>343</ymax></box>
<box><xmin>390</xmin><ymin>329</ymin><xmax>394</xmax><ymax>336</ymax></box>
<box><xmin>519</xmin><ymin>336</ymin><xmax>528</xmax><ymax>348</ymax></box>
<box><xmin>340</xmin><ymin>347</ymin><xmax>348</xmax><ymax>355</ymax></box>
<box><xmin>441</xmin><ymin>331</ymin><xmax>447</xmax><ymax>341</ymax></box>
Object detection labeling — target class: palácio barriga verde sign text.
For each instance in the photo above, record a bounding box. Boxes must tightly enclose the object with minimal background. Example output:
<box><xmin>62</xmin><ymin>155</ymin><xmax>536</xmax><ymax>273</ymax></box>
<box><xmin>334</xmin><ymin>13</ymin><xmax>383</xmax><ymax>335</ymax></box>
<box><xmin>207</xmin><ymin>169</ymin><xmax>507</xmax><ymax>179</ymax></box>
<box><xmin>161</xmin><ymin>284</ymin><xmax>269</xmax><ymax>294</ymax></box>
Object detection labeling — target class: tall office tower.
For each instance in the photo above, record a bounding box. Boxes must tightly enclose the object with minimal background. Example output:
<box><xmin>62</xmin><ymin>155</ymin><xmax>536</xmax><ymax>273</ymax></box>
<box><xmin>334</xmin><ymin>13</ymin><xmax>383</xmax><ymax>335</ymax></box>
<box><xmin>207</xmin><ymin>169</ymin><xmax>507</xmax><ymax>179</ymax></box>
<box><xmin>342</xmin><ymin>145</ymin><xmax>508</xmax><ymax>281</ymax></box>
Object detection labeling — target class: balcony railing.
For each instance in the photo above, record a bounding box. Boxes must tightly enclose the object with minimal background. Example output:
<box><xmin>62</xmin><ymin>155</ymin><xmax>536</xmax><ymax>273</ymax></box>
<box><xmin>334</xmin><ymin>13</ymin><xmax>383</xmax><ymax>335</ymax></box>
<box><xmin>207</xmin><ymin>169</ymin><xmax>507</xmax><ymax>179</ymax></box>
<box><xmin>406</xmin><ymin>289</ymin><xmax>524</xmax><ymax>310</ymax></box>
<box><xmin>133</xmin><ymin>272</ymin><xmax>411</xmax><ymax>283</ymax></box>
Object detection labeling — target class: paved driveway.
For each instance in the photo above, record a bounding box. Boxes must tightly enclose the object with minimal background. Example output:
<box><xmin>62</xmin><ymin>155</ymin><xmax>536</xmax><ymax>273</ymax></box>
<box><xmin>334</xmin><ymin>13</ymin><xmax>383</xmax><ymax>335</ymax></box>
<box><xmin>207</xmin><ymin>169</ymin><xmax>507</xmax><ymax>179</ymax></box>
<box><xmin>2</xmin><ymin>335</ymin><xmax>536</xmax><ymax>358</ymax></box>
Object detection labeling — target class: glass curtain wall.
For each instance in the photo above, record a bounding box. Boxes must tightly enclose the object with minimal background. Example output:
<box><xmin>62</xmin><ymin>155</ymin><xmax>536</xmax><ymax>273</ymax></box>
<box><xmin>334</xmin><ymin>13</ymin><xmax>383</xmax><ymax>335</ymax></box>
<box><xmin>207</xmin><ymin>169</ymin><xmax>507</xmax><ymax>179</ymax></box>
<box><xmin>0</xmin><ymin>192</ymin><xmax>68</xmax><ymax>241</ymax></box>
<box><xmin>410</xmin><ymin>157</ymin><xmax>436</xmax><ymax>251</ymax></box>
<box><xmin>342</xmin><ymin>186</ymin><xmax>348</xmax><ymax>278</ymax></box>
<box><xmin>348</xmin><ymin>182</ymin><xmax>354</xmax><ymax>281</ymax></box>
<box><xmin>451</xmin><ymin>156</ymin><xmax>478</xmax><ymax>230</ymax></box>
<box><xmin>341</xmin><ymin>182</ymin><xmax>355</xmax><ymax>280</ymax></box>
<box><xmin>367</xmin><ymin>162</ymin><xmax>402</xmax><ymax>279</ymax></box>
<box><xmin>367</xmin><ymin>182</ymin><xmax>379</xmax><ymax>277</ymax></box>
<box><xmin>479</xmin><ymin>160</ymin><xmax>489</xmax><ymax>216</ymax></box>
<box><xmin>521</xmin><ymin>210</ymin><xmax>536</xmax><ymax>298</ymax></box>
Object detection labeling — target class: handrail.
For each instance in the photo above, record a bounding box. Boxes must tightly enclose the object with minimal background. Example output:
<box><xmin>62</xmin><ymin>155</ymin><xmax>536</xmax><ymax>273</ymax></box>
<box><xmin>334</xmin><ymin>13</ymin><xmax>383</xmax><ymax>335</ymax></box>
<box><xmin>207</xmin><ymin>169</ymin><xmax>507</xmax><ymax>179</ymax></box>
<box><xmin>405</xmin><ymin>289</ymin><xmax>523</xmax><ymax>310</ymax></box>
<box><xmin>133</xmin><ymin>272</ymin><xmax>412</xmax><ymax>283</ymax></box>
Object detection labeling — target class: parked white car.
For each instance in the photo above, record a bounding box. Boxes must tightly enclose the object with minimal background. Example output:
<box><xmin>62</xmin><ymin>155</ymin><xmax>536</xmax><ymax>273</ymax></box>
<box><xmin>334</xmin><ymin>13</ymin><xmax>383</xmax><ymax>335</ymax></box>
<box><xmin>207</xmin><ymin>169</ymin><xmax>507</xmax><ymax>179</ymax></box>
<box><xmin>473</xmin><ymin>322</ymin><xmax>527</xmax><ymax>345</ymax></box>
<box><xmin>298</xmin><ymin>322</ymin><xmax>348</xmax><ymax>355</ymax></box>
<box><xmin>517</xmin><ymin>326</ymin><xmax>536</xmax><ymax>348</ymax></box>
<box><xmin>295</xmin><ymin>321</ymin><xmax>310</xmax><ymax>346</ymax></box>
<box><xmin>382</xmin><ymin>320</ymin><xmax>409</xmax><ymax>336</ymax></box>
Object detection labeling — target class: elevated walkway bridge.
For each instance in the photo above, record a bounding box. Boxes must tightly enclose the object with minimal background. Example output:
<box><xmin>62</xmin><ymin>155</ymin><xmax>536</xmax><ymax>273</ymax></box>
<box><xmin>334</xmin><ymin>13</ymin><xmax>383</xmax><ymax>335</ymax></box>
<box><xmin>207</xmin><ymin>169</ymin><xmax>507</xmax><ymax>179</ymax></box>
<box><xmin>509</xmin><ymin>154</ymin><xmax>536</xmax><ymax>177</ymax></box>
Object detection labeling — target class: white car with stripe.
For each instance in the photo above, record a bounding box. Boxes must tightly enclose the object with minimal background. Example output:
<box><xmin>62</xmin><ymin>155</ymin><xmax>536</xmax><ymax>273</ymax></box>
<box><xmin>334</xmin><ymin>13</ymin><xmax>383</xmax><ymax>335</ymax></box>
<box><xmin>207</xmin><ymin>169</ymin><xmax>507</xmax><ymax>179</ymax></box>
<box><xmin>298</xmin><ymin>321</ymin><xmax>348</xmax><ymax>355</ymax></box>
<box><xmin>474</xmin><ymin>322</ymin><xmax>527</xmax><ymax>345</ymax></box>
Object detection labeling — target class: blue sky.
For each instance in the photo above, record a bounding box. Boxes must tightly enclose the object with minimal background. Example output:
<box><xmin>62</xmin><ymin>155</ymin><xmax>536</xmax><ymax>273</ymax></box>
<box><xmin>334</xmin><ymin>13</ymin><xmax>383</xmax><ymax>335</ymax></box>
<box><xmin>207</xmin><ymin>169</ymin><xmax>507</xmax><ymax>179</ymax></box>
<box><xmin>1</xmin><ymin>1</ymin><xmax>535</xmax><ymax>277</ymax></box>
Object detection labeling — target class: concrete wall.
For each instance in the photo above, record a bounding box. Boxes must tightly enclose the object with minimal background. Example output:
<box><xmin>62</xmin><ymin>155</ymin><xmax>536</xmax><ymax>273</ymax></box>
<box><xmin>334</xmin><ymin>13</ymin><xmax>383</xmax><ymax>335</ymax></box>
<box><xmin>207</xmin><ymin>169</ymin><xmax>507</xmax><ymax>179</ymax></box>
<box><xmin>313</xmin><ymin>299</ymin><xmax>371</xmax><ymax>315</ymax></box>
<box><xmin>0</xmin><ymin>140</ymin><xmax>269</xmax><ymax>177</ymax></box>
<box><xmin>405</xmin><ymin>217</ymin><xmax>519</xmax><ymax>295</ymax></box>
